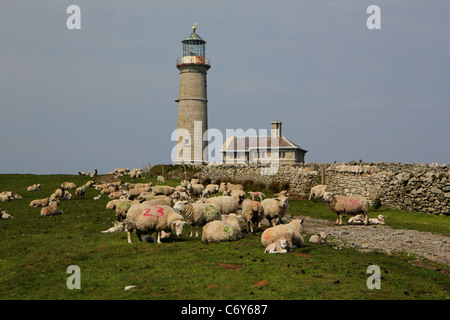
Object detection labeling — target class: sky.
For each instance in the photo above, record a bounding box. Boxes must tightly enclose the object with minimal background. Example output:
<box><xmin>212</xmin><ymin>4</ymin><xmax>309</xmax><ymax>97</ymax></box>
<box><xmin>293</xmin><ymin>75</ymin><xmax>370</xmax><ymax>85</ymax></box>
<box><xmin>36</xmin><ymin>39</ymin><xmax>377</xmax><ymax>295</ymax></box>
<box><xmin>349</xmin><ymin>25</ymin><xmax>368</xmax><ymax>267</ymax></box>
<box><xmin>0</xmin><ymin>0</ymin><xmax>449</xmax><ymax>174</ymax></box>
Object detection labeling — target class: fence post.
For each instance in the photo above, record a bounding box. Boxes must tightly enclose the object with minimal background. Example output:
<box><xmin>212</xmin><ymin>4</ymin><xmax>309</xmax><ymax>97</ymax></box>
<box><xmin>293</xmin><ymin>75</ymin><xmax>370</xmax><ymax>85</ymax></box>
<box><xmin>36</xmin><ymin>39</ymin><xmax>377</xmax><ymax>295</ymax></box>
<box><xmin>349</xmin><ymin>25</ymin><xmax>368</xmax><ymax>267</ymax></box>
<box><xmin>321</xmin><ymin>167</ymin><xmax>326</xmax><ymax>185</ymax></box>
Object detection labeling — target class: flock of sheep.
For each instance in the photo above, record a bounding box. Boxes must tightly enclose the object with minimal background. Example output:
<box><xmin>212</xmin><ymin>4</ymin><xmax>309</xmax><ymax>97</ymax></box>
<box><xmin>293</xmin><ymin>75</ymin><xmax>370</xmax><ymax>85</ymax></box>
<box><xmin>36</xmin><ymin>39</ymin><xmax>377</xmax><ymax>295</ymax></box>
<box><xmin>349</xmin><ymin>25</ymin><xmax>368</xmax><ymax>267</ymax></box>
<box><xmin>1</xmin><ymin>171</ymin><xmax>386</xmax><ymax>254</ymax></box>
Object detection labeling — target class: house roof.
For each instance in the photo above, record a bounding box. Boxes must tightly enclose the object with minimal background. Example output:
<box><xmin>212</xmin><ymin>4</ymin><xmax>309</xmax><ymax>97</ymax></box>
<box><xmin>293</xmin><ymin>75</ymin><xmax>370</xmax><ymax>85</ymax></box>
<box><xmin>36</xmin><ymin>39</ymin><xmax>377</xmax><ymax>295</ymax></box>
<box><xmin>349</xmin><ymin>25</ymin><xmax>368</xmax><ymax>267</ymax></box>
<box><xmin>220</xmin><ymin>136</ymin><xmax>308</xmax><ymax>153</ymax></box>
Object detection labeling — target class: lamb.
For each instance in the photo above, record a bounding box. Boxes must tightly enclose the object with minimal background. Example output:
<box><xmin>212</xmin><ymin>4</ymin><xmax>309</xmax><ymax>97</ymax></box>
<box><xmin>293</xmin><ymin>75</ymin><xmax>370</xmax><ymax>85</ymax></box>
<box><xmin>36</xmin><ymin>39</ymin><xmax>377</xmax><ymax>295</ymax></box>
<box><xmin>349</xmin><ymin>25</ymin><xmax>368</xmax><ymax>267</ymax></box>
<box><xmin>203</xmin><ymin>196</ymin><xmax>239</xmax><ymax>215</ymax></box>
<box><xmin>201</xmin><ymin>214</ymin><xmax>242</xmax><ymax>244</ymax></box>
<box><xmin>101</xmin><ymin>221</ymin><xmax>126</xmax><ymax>233</ymax></box>
<box><xmin>264</xmin><ymin>239</ymin><xmax>292</xmax><ymax>254</ymax></box>
<box><xmin>348</xmin><ymin>214</ymin><xmax>364</xmax><ymax>224</ymax></box>
<box><xmin>261</xmin><ymin>219</ymin><xmax>304</xmax><ymax>248</ymax></box>
<box><xmin>261</xmin><ymin>196</ymin><xmax>290</xmax><ymax>227</ymax></box>
<box><xmin>40</xmin><ymin>201</ymin><xmax>63</xmax><ymax>216</ymax></box>
<box><xmin>93</xmin><ymin>195</ymin><xmax>101</xmax><ymax>200</ymax></box>
<box><xmin>1</xmin><ymin>209</ymin><xmax>13</xmax><ymax>219</ymax></box>
<box><xmin>322</xmin><ymin>192</ymin><xmax>369</xmax><ymax>226</ymax></box>
<box><xmin>187</xmin><ymin>183</ymin><xmax>204</xmax><ymax>198</ymax></box>
<box><xmin>173</xmin><ymin>200</ymin><xmax>222</xmax><ymax>237</ymax></box>
<box><xmin>369</xmin><ymin>215</ymin><xmax>386</xmax><ymax>225</ymax></box>
<box><xmin>75</xmin><ymin>186</ymin><xmax>86</xmax><ymax>199</ymax></box>
<box><xmin>27</xmin><ymin>184</ymin><xmax>41</xmax><ymax>192</ymax></box>
<box><xmin>309</xmin><ymin>232</ymin><xmax>327</xmax><ymax>244</ymax></box>
<box><xmin>248</xmin><ymin>191</ymin><xmax>265</xmax><ymax>202</ymax></box>
<box><xmin>309</xmin><ymin>184</ymin><xmax>327</xmax><ymax>200</ymax></box>
<box><xmin>125</xmin><ymin>204</ymin><xmax>186</xmax><ymax>244</ymax></box>
<box><xmin>241</xmin><ymin>199</ymin><xmax>264</xmax><ymax>233</ymax></box>
<box><xmin>29</xmin><ymin>198</ymin><xmax>51</xmax><ymax>207</ymax></box>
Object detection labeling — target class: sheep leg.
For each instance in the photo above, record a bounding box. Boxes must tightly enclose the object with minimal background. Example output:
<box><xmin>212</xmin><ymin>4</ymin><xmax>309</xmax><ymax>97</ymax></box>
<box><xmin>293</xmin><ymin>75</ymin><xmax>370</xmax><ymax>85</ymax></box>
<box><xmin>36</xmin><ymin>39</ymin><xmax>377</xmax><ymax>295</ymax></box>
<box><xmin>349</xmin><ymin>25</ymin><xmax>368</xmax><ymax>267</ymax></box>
<box><xmin>189</xmin><ymin>225</ymin><xmax>194</xmax><ymax>237</ymax></box>
<box><xmin>195</xmin><ymin>226</ymin><xmax>199</xmax><ymax>237</ymax></box>
<box><xmin>136</xmin><ymin>230</ymin><xmax>142</xmax><ymax>242</ymax></box>
<box><xmin>157</xmin><ymin>231</ymin><xmax>162</xmax><ymax>243</ymax></box>
<box><xmin>363</xmin><ymin>213</ymin><xmax>369</xmax><ymax>226</ymax></box>
<box><xmin>127</xmin><ymin>230</ymin><xmax>133</xmax><ymax>243</ymax></box>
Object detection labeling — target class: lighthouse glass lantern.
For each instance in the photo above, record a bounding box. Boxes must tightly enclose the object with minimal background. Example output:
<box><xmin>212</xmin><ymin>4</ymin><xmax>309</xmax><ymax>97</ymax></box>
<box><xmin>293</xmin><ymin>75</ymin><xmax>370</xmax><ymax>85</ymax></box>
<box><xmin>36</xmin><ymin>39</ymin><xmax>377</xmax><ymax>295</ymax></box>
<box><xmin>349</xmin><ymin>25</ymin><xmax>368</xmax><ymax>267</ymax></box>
<box><xmin>180</xmin><ymin>23</ymin><xmax>207</xmax><ymax>65</ymax></box>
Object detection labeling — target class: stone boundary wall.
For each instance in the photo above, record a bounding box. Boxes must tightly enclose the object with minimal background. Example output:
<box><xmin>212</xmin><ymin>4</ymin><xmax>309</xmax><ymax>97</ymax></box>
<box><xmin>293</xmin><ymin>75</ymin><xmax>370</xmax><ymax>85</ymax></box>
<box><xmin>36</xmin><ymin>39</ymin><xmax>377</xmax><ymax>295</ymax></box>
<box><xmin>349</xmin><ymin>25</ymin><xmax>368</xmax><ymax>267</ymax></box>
<box><xmin>200</xmin><ymin>162</ymin><xmax>450</xmax><ymax>215</ymax></box>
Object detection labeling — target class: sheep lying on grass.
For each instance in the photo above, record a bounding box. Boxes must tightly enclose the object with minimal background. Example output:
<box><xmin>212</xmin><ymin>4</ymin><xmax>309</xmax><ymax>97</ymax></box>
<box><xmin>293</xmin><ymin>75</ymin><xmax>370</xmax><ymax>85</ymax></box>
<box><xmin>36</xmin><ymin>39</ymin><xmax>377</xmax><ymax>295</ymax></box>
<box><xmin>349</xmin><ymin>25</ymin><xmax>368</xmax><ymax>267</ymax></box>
<box><xmin>241</xmin><ymin>199</ymin><xmax>264</xmax><ymax>233</ymax></box>
<box><xmin>27</xmin><ymin>184</ymin><xmax>41</xmax><ymax>192</ymax></box>
<box><xmin>173</xmin><ymin>200</ymin><xmax>221</xmax><ymax>237</ymax></box>
<box><xmin>309</xmin><ymin>184</ymin><xmax>327</xmax><ymax>200</ymax></box>
<box><xmin>369</xmin><ymin>215</ymin><xmax>386</xmax><ymax>225</ymax></box>
<box><xmin>101</xmin><ymin>221</ymin><xmax>126</xmax><ymax>233</ymax></box>
<box><xmin>151</xmin><ymin>185</ymin><xmax>174</xmax><ymax>197</ymax></box>
<box><xmin>348</xmin><ymin>214</ymin><xmax>364</xmax><ymax>224</ymax></box>
<box><xmin>309</xmin><ymin>232</ymin><xmax>327</xmax><ymax>244</ymax></box>
<box><xmin>261</xmin><ymin>196</ymin><xmax>289</xmax><ymax>227</ymax></box>
<box><xmin>261</xmin><ymin>219</ymin><xmax>304</xmax><ymax>249</ymax></box>
<box><xmin>125</xmin><ymin>204</ymin><xmax>186</xmax><ymax>244</ymax></box>
<box><xmin>322</xmin><ymin>192</ymin><xmax>369</xmax><ymax>226</ymax></box>
<box><xmin>1</xmin><ymin>209</ymin><xmax>13</xmax><ymax>219</ymax></box>
<box><xmin>264</xmin><ymin>239</ymin><xmax>291</xmax><ymax>254</ymax></box>
<box><xmin>29</xmin><ymin>198</ymin><xmax>51</xmax><ymax>207</ymax></box>
<box><xmin>61</xmin><ymin>182</ymin><xmax>76</xmax><ymax>189</ymax></box>
<box><xmin>40</xmin><ymin>202</ymin><xmax>63</xmax><ymax>217</ymax></box>
<box><xmin>201</xmin><ymin>214</ymin><xmax>242</xmax><ymax>244</ymax></box>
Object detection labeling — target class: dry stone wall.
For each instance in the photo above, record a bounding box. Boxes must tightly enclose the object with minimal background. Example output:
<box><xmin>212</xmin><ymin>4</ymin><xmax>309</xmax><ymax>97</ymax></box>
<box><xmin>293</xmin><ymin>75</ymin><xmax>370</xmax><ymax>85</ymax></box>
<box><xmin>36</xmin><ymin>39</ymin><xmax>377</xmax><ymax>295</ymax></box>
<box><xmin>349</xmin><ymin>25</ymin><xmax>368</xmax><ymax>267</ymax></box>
<box><xmin>200</xmin><ymin>162</ymin><xmax>450</xmax><ymax>215</ymax></box>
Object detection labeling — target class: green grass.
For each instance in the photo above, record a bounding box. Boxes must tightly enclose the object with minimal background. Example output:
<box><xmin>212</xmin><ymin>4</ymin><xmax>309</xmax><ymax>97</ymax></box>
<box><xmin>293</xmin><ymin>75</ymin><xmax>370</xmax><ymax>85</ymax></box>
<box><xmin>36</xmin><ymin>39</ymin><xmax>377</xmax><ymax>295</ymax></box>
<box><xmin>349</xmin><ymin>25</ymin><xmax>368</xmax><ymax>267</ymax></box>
<box><xmin>0</xmin><ymin>174</ymin><xmax>449</xmax><ymax>300</ymax></box>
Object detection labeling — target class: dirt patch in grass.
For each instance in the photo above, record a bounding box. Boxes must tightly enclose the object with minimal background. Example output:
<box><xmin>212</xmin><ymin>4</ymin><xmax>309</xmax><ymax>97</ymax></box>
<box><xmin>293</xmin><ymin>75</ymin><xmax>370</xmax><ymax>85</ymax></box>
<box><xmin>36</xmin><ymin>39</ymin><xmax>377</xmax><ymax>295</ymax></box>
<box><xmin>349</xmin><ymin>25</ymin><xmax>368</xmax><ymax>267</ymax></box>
<box><xmin>218</xmin><ymin>264</ymin><xmax>246</xmax><ymax>270</ymax></box>
<box><xmin>254</xmin><ymin>280</ymin><xmax>269</xmax><ymax>287</ymax></box>
<box><xmin>291</xmin><ymin>252</ymin><xmax>314</xmax><ymax>258</ymax></box>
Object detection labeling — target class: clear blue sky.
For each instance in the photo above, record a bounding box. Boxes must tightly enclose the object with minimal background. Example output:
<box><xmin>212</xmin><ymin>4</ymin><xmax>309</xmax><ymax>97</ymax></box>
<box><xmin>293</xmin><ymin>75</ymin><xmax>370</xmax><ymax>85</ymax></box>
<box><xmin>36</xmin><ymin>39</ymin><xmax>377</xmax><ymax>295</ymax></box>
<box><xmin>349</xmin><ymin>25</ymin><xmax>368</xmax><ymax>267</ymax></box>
<box><xmin>1</xmin><ymin>1</ymin><xmax>449</xmax><ymax>174</ymax></box>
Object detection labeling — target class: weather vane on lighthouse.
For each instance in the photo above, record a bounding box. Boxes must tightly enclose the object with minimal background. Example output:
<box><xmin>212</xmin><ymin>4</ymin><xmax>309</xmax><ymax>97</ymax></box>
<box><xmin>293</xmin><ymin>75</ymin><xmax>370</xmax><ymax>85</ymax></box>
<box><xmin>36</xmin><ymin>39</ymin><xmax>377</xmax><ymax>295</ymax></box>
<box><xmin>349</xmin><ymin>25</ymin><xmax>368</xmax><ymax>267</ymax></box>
<box><xmin>192</xmin><ymin>22</ymin><xmax>197</xmax><ymax>32</ymax></box>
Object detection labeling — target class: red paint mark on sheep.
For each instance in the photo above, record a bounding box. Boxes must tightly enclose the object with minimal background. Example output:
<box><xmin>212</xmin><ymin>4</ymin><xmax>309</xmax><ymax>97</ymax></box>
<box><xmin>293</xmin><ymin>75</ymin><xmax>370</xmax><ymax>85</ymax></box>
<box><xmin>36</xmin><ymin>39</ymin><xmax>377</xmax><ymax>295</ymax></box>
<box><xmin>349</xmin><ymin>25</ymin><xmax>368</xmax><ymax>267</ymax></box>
<box><xmin>142</xmin><ymin>207</ymin><xmax>165</xmax><ymax>218</ymax></box>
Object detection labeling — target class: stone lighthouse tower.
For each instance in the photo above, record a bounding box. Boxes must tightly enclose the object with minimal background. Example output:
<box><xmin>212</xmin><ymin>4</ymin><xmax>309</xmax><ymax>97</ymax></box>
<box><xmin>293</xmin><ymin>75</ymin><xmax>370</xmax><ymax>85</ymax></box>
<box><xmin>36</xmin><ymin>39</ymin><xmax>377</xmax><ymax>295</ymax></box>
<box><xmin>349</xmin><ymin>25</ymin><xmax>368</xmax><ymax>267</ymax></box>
<box><xmin>174</xmin><ymin>23</ymin><xmax>211</xmax><ymax>165</ymax></box>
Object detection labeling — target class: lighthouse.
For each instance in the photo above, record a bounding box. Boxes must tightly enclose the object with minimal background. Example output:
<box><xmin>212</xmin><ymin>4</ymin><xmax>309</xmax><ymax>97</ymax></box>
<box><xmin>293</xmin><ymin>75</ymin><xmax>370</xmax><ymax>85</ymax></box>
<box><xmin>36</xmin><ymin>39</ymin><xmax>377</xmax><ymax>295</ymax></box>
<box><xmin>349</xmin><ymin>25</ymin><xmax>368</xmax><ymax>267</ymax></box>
<box><xmin>174</xmin><ymin>23</ymin><xmax>211</xmax><ymax>165</ymax></box>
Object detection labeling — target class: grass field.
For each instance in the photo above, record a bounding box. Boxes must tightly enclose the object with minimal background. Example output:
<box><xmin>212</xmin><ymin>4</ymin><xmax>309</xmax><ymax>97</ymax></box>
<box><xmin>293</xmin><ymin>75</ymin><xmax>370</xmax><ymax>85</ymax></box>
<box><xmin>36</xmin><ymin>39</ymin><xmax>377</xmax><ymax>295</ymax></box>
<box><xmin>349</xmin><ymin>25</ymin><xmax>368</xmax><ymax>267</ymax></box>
<box><xmin>0</xmin><ymin>174</ymin><xmax>449</xmax><ymax>300</ymax></box>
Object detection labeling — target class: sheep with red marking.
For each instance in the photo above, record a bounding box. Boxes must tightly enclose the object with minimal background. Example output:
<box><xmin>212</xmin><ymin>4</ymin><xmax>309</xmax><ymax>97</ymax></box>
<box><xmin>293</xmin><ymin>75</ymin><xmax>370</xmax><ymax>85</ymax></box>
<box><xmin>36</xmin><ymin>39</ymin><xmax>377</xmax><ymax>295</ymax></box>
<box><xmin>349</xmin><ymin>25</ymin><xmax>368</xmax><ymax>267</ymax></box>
<box><xmin>125</xmin><ymin>204</ymin><xmax>186</xmax><ymax>244</ymax></box>
<box><xmin>173</xmin><ymin>200</ymin><xmax>221</xmax><ymax>237</ymax></box>
<box><xmin>322</xmin><ymin>192</ymin><xmax>369</xmax><ymax>225</ymax></box>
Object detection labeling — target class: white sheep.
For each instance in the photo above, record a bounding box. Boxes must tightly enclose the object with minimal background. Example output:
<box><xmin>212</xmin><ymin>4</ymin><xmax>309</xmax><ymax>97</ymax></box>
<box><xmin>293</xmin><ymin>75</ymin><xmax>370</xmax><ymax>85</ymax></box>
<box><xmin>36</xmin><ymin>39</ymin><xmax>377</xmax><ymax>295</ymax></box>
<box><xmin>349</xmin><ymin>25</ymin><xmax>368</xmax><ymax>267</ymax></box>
<box><xmin>201</xmin><ymin>189</ymin><xmax>212</xmax><ymax>198</ymax></box>
<box><xmin>187</xmin><ymin>183</ymin><xmax>204</xmax><ymax>198</ymax></box>
<box><xmin>230</xmin><ymin>189</ymin><xmax>246</xmax><ymax>208</ymax></box>
<box><xmin>171</xmin><ymin>191</ymin><xmax>190</xmax><ymax>201</ymax></box>
<box><xmin>309</xmin><ymin>232</ymin><xmax>327</xmax><ymax>244</ymax></box>
<box><xmin>218</xmin><ymin>182</ymin><xmax>227</xmax><ymax>193</ymax></box>
<box><xmin>93</xmin><ymin>195</ymin><xmax>101</xmax><ymax>200</ymax></box>
<box><xmin>204</xmin><ymin>196</ymin><xmax>238</xmax><ymax>215</ymax></box>
<box><xmin>29</xmin><ymin>198</ymin><xmax>51</xmax><ymax>207</ymax></box>
<box><xmin>369</xmin><ymin>215</ymin><xmax>386</xmax><ymax>225</ymax></box>
<box><xmin>1</xmin><ymin>209</ymin><xmax>13</xmax><ymax>219</ymax></box>
<box><xmin>322</xmin><ymin>192</ymin><xmax>369</xmax><ymax>226</ymax></box>
<box><xmin>241</xmin><ymin>199</ymin><xmax>264</xmax><ymax>233</ymax></box>
<box><xmin>173</xmin><ymin>200</ymin><xmax>222</xmax><ymax>237</ymax></box>
<box><xmin>264</xmin><ymin>239</ymin><xmax>292</xmax><ymax>253</ymax></box>
<box><xmin>201</xmin><ymin>214</ymin><xmax>242</xmax><ymax>244</ymax></box>
<box><xmin>348</xmin><ymin>214</ymin><xmax>364</xmax><ymax>224</ymax></box>
<box><xmin>226</xmin><ymin>182</ymin><xmax>243</xmax><ymax>191</ymax></box>
<box><xmin>61</xmin><ymin>182</ymin><xmax>76</xmax><ymax>189</ymax></box>
<box><xmin>40</xmin><ymin>201</ymin><xmax>63</xmax><ymax>217</ymax></box>
<box><xmin>125</xmin><ymin>204</ymin><xmax>186</xmax><ymax>244</ymax></box>
<box><xmin>248</xmin><ymin>191</ymin><xmax>265</xmax><ymax>202</ymax></box>
<box><xmin>101</xmin><ymin>221</ymin><xmax>126</xmax><ymax>233</ymax></box>
<box><xmin>27</xmin><ymin>184</ymin><xmax>41</xmax><ymax>192</ymax></box>
<box><xmin>261</xmin><ymin>196</ymin><xmax>290</xmax><ymax>227</ymax></box>
<box><xmin>151</xmin><ymin>185</ymin><xmax>174</xmax><ymax>197</ymax></box>
<box><xmin>309</xmin><ymin>184</ymin><xmax>327</xmax><ymax>200</ymax></box>
<box><xmin>0</xmin><ymin>192</ymin><xmax>14</xmax><ymax>202</ymax></box>
<box><xmin>75</xmin><ymin>186</ymin><xmax>87</xmax><ymax>200</ymax></box>
<box><xmin>261</xmin><ymin>219</ymin><xmax>304</xmax><ymax>248</ymax></box>
<box><xmin>205</xmin><ymin>184</ymin><xmax>219</xmax><ymax>195</ymax></box>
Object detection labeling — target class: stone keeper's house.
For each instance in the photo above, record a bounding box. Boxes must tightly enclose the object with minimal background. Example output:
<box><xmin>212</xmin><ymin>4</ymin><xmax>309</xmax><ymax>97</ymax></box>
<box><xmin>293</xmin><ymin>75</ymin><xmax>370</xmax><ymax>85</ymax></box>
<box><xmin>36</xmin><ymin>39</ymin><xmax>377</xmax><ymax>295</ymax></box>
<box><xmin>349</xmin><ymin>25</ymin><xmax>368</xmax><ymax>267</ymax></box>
<box><xmin>220</xmin><ymin>121</ymin><xmax>307</xmax><ymax>164</ymax></box>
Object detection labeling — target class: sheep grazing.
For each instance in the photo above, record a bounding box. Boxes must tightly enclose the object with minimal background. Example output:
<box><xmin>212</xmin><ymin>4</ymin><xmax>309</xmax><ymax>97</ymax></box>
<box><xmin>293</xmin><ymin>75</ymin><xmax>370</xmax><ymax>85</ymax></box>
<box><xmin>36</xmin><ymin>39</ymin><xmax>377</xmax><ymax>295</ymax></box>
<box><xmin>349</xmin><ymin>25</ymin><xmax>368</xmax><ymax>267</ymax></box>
<box><xmin>27</xmin><ymin>184</ymin><xmax>41</xmax><ymax>192</ymax></box>
<box><xmin>241</xmin><ymin>199</ymin><xmax>264</xmax><ymax>233</ymax></box>
<box><xmin>125</xmin><ymin>204</ymin><xmax>186</xmax><ymax>244</ymax></box>
<box><xmin>1</xmin><ymin>209</ymin><xmax>13</xmax><ymax>220</ymax></box>
<box><xmin>322</xmin><ymin>192</ymin><xmax>369</xmax><ymax>226</ymax></box>
<box><xmin>173</xmin><ymin>200</ymin><xmax>222</xmax><ymax>237</ymax></box>
<box><xmin>309</xmin><ymin>232</ymin><xmax>327</xmax><ymax>244</ymax></box>
<box><xmin>75</xmin><ymin>186</ymin><xmax>86</xmax><ymax>200</ymax></box>
<box><xmin>261</xmin><ymin>219</ymin><xmax>304</xmax><ymax>249</ymax></box>
<box><xmin>369</xmin><ymin>215</ymin><xmax>386</xmax><ymax>225</ymax></box>
<box><xmin>201</xmin><ymin>214</ymin><xmax>242</xmax><ymax>244</ymax></box>
<box><xmin>187</xmin><ymin>183</ymin><xmax>204</xmax><ymax>199</ymax></box>
<box><xmin>264</xmin><ymin>239</ymin><xmax>292</xmax><ymax>254</ymax></box>
<box><xmin>261</xmin><ymin>196</ymin><xmax>290</xmax><ymax>227</ymax></box>
<box><xmin>309</xmin><ymin>184</ymin><xmax>327</xmax><ymax>200</ymax></box>
<box><xmin>29</xmin><ymin>198</ymin><xmax>51</xmax><ymax>207</ymax></box>
<box><xmin>40</xmin><ymin>201</ymin><xmax>63</xmax><ymax>217</ymax></box>
<box><xmin>157</xmin><ymin>176</ymin><xmax>165</xmax><ymax>184</ymax></box>
<box><xmin>204</xmin><ymin>196</ymin><xmax>238</xmax><ymax>215</ymax></box>
<box><xmin>101</xmin><ymin>221</ymin><xmax>126</xmax><ymax>233</ymax></box>
<box><xmin>248</xmin><ymin>191</ymin><xmax>265</xmax><ymax>202</ymax></box>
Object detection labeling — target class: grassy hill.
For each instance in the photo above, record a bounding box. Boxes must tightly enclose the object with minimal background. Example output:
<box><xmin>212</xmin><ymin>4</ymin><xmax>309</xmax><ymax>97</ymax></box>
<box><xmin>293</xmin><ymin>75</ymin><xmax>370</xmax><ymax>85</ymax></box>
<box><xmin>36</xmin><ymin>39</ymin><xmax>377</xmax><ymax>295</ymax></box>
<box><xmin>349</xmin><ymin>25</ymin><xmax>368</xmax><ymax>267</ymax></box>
<box><xmin>0</xmin><ymin>174</ymin><xmax>448</xmax><ymax>300</ymax></box>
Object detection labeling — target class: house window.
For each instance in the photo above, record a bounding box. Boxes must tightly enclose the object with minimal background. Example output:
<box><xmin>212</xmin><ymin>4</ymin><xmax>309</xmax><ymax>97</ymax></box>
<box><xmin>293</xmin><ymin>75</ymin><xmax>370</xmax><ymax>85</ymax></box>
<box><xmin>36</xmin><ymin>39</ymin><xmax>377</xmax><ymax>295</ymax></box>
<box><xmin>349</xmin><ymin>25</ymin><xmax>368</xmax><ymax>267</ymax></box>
<box><xmin>280</xmin><ymin>151</ymin><xmax>285</xmax><ymax>159</ymax></box>
<box><xmin>185</xmin><ymin>139</ymin><xmax>190</xmax><ymax>146</ymax></box>
<box><xmin>260</xmin><ymin>151</ymin><xmax>265</xmax><ymax>158</ymax></box>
